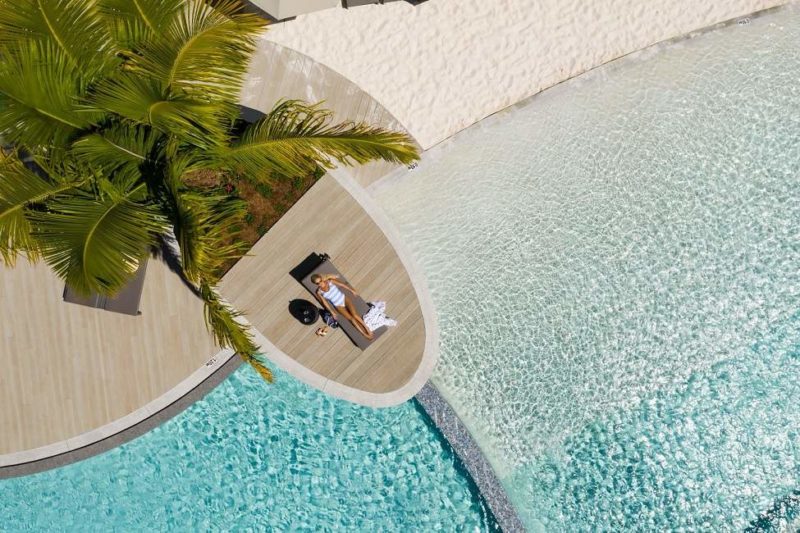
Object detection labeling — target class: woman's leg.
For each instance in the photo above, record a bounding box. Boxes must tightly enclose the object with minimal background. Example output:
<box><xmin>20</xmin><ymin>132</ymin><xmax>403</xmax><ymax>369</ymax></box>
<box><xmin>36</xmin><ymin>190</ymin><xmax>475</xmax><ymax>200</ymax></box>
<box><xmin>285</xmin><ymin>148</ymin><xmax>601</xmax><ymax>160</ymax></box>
<box><xmin>344</xmin><ymin>298</ymin><xmax>373</xmax><ymax>339</ymax></box>
<box><xmin>336</xmin><ymin>304</ymin><xmax>373</xmax><ymax>339</ymax></box>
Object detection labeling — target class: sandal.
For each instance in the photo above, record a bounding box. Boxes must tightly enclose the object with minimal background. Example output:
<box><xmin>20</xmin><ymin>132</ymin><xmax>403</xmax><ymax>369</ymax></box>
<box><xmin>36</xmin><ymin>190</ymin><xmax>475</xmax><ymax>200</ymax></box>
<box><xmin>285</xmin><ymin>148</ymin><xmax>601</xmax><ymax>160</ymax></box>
<box><xmin>315</xmin><ymin>326</ymin><xmax>329</xmax><ymax>337</ymax></box>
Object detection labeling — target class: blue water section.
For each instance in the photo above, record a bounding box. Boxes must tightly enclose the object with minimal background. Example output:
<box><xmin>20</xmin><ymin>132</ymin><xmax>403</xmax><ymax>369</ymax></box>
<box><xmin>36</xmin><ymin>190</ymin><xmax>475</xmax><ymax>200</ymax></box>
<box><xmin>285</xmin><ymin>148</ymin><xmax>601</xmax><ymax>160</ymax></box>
<box><xmin>372</xmin><ymin>5</ymin><xmax>800</xmax><ymax>530</ymax></box>
<box><xmin>0</xmin><ymin>367</ymin><xmax>495</xmax><ymax>531</ymax></box>
<box><xmin>507</xmin><ymin>313</ymin><xmax>800</xmax><ymax>531</ymax></box>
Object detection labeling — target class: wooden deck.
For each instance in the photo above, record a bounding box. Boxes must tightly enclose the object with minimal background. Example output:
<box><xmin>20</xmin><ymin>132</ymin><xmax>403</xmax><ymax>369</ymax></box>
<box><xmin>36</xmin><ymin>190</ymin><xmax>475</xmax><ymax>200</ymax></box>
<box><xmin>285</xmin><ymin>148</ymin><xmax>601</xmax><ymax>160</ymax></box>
<box><xmin>0</xmin><ymin>258</ymin><xmax>217</xmax><ymax>456</ymax></box>
<box><xmin>220</xmin><ymin>174</ymin><xmax>429</xmax><ymax>400</ymax></box>
<box><xmin>1</xmin><ymin>38</ymin><xmax>433</xmax><ymax>461</ymax></box>
<box><xmin>242</xmin><ymin>39</ymin><xmax>408</xmax><ymax>188</ymax></box>
<box><xmin>231</xmin><ymin>40</ymin><xmax>435</xmax><ymax>403</ymax></box>
<box><xmin>0</xmin><ymin>173</ymin><xmax>432</xmax><ymax>459</ymax></box>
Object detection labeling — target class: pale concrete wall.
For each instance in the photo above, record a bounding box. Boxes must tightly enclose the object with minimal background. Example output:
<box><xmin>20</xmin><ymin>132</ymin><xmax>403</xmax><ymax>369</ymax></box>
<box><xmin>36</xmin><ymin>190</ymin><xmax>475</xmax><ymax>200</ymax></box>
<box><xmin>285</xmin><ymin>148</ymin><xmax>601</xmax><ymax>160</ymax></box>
<box><xmin>263</xmin><ymin>0</ymin><xmax>790</xmax><ymax>148</ymax></box>
<box><xmin>249</xmin><ymin>0</ymin><xmax>339</xmax><ymax>20</ymax></box>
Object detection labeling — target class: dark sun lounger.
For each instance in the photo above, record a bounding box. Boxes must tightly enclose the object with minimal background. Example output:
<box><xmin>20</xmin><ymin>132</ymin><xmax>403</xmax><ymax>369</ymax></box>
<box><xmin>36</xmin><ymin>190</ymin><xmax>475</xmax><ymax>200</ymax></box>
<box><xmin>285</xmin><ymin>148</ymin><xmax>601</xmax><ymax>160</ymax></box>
<box><xmin>301</xmin><ymin>259</ymin><xmax>387</xmax><ymax>350</ymax></box>
<box><xmin>63</xmin><ymin>260</ymin><xmax>148</xmax><ymax>316</ymax></box>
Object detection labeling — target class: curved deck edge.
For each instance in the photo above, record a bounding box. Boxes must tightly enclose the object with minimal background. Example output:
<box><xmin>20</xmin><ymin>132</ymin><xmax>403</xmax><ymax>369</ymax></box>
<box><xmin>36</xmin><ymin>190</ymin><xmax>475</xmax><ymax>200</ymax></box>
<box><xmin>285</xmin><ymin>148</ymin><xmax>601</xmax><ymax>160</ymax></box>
<box><xmin>240</xmin><ymin>167</ymin><xmax>440</xmax><ymax>408</ymax></box>
<box><xmin>0</xmin><ymin>351</ymin><xmax>241</xmax><ymax>478</ymax></box>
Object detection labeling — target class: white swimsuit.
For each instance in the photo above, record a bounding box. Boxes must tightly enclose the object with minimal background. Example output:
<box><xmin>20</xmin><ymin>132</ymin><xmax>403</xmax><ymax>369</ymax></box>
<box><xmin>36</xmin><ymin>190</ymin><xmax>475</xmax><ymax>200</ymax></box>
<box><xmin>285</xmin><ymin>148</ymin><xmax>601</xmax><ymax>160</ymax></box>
<box><xmin>321</xmin><ymin>283</ymin><xmax>346</xmax><ymax>307</ymax></box>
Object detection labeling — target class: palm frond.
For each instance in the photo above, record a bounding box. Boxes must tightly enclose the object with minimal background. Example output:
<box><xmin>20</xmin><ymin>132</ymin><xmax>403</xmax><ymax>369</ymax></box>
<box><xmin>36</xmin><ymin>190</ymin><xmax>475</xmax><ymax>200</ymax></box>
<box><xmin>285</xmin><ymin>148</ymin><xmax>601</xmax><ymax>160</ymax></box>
<box><xmin>240</xmin><ymin>351</ymin><xmax>273</xmax><ymax>383</ymax></box>
<box><xmin>0</xmin><ymin>151</ymin><xmax>82</xmax><ymax>265</ymax></box>
<box><xmin>221</xmin><ymin>100</ymin><xmax>419</xmax><ymax>178</ymax></box>
<box><xmin>170</xmin><ymin>189</ymin><xmax>248</xmax><ymax>284</ymax></box>
<box><xmin>0</xmin><ymin>40</ymin><xmax>103</xmax><ymax>148</ymax></box>
<box><xmin>89</xmin><ymin>74</ymin><xmax>228</xmax><ymax>148</ymax></box>
<box><xmin>71</xmin><ymin>123</ymin><xmax>161</xmax><ymax>187</ymax></box>
<box><xmin>0</xmin><ymin>0</ymin><xmax>117</xmax><ymax>77</ymax></box>
<box><xmin>97</xmin><ymin>0</ymin><xmax>182</xmax><ymax>50</ymax></box>
<box><xmin>130</xmin><ymin>0</ymin><xmax>266</xmax><ymax>103</ymax></box>
<box><xmin>199</xmin><ymin>282</ymin><xmax>265</xmax><ymax>376</ymax></box>
<box><xmin>30</xmin><ymin>181</ymin><xmax>167</xmax><ymax>295</ymax></box>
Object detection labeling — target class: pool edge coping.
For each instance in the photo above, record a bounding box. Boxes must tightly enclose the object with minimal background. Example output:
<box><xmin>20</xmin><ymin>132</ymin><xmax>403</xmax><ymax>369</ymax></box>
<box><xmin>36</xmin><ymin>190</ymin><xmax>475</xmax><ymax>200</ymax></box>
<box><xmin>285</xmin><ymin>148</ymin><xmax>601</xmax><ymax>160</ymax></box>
<box><xmin>0</xmin><ymin>352</ymin><xmax>242</xmax><ymax>479</ymax></box>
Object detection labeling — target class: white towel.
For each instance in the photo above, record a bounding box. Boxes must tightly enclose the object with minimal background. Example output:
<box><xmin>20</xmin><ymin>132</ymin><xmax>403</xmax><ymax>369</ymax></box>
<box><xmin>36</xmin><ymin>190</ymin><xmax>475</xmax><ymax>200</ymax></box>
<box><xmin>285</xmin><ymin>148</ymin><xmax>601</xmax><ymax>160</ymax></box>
<box><xmin>362</xmin><ymin>301</ymin><xmax>397</xmax><ymax>332</ymax></box>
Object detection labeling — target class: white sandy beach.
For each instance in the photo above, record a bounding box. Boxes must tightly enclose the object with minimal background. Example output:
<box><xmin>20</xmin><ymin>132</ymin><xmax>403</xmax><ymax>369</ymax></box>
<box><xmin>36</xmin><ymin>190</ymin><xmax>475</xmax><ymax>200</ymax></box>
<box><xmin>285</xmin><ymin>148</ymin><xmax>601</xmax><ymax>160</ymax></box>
<box><xmin>265</xmin><ymin>0</ymin><xmax>788</xmax><ymax>149</ymax></box>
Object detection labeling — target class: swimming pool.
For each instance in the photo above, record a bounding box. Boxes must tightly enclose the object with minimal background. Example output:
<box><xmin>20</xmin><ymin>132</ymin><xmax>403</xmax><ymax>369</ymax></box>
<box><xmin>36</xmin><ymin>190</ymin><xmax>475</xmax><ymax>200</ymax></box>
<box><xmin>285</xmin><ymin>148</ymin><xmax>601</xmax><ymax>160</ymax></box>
<box><xmin>0</xmin><ymin>367</ymin><xmax>496</xmax><ymax>531</ymax></box>
<box><xmin>373</xmin><ymin>6</ymin><xmax>800</xmax><ymax>531</ymax></box>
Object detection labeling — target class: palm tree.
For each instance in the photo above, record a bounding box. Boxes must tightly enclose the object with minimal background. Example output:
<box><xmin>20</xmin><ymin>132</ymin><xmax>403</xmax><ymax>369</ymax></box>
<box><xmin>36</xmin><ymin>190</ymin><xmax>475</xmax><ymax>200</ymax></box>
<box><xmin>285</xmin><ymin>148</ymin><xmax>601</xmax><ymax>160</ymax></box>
<box><xmin>0</xmin><ymin>0</ymin><xmax>418</xmax><ymax>380</ymax></box>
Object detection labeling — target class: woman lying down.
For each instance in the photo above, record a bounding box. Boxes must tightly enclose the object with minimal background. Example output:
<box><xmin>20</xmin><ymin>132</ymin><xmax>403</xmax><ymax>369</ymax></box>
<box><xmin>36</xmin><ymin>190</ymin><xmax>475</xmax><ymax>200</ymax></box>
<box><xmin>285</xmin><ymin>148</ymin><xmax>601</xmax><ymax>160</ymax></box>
<box><xmin>312</xmin><ymin>274</ymin><xmax>397</xmax><ymax>339</ymax></box>
<box><xmin>312</xmin><ymin>274</ymin><xmax>373</xmax><ymax>340</ymax></box>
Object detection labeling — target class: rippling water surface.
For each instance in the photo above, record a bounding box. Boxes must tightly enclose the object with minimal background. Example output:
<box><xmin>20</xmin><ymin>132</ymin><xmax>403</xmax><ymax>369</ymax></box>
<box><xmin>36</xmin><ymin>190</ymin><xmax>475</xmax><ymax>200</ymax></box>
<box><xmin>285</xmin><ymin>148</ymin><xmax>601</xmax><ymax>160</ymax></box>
<box><xmin>374</xmin><ymin>7</ymin><xmax>800</xmax><ymax>531</ymax></box>
<box><xmin>0</xmin><ymin>368</ymin><xmax>494</xmax><ymax>531</ymax></box>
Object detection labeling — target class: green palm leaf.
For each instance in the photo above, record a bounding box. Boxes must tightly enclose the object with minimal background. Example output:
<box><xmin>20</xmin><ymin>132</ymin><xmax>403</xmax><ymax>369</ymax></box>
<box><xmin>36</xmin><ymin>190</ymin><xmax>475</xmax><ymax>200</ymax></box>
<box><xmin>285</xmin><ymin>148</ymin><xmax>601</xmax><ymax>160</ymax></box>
<box><xmin>31</xmin><ymin>181</ymin><xmax>167</xmax><ymax>295</ymax></box>
<box><xmin>71</xmin><ymin>124</ymin><xmax>161</xmax><ymax>186</ymax></box>
<box><xmin>0</xmin><ymin>40</ymin><xmax>103</xmax><ymax>148</ymax></box>
<box><xmin>165</xmin><ymin>175</ymin><xmax>262</xmax><ymax>370</ymax></box>
<box><xmin>170</xmin><ymin>189</ymin><xmax>248</xmax><ymax>284</ymax></box>
<box><xmin>221</xmin><ymin>100</ymin><xmax>419</xmax><ymax>177</ymax></box>
<box><xmin>0</xmin><ymin>0</ymin><xmax>117</xmax><ymax>76</ymax></box>
<box><xmin>129</xmin><ymin>0</ymin><xmax>266</xmax><ymax>103</ymax></box>
<box><xmin>90</xmin><ymin>74</ymin><xmax>228</xmax><ymax>148</ymax></box>
<box><xmin>199</xmin><ymin>281</ymin><xmax>265</xmax><ymax>373</ymax></box>
<box><xmin>0</xmin><ymin>151</ymin><xmax>82</xmax><ymax>264</ymax></box>
<box><xmin>97</xmin><ymin>0</ymin><xmax>182</xmax><ymax>50</ymax></box>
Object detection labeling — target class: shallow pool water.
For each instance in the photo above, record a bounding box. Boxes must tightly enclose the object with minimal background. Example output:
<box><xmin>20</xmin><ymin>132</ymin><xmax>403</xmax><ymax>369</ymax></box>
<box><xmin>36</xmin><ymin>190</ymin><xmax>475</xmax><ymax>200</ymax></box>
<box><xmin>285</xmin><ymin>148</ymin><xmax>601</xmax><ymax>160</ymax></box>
<box><xmin>0</xmin><ymin>367</ymin><xmax>495</xmax><ymax>531</ymax></box>
<box><xmin>373</xmin><ymin>6</ymin><xmax>800</xmax><ymax>531</ymax></box>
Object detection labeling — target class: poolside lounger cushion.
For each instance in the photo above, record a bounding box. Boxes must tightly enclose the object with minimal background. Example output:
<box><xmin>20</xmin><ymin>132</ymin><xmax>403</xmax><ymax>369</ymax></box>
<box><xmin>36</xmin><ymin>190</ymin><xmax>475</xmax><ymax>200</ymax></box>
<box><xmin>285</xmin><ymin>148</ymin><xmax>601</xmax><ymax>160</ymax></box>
<box><xmin>63</xmin><ymin>260</ymin><xmax>148</xmax><ymax>316</ymax></box>
<box><xmin>301</xmin><ymin>259</ymin><xmax>387</xmax><ymax>350</ymax></box>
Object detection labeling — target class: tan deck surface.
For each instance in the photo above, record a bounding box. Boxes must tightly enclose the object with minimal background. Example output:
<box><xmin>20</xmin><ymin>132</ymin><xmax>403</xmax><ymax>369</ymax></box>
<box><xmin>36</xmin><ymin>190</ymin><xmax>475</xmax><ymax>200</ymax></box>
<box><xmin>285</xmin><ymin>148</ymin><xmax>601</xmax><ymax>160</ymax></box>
<box><xmin>243</xmin><ymin>39</ymin><xmax>407</xmax><ymax>188</ymax></box>
<box><xmin>1</xmin><ymin>40</ymin><xmax>426</xmax><ymax>459</ymax></box>
<box><xmin>221</xmin><ymin>174</ymin><xmax>425</xmax><ymax>394</ymax></box>
<box><xmin>0</xmin><ymin>258</ymin><xmax>216</xmax><ymax>455</ymax></box>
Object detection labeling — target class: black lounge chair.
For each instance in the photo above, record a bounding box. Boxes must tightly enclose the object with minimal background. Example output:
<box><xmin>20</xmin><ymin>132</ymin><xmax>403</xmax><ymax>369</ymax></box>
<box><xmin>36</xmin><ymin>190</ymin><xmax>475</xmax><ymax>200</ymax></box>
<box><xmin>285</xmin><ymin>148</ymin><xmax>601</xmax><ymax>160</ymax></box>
<box><xmin>300</xmin><ymin>258</ymin><xmax>387</xmax><ymax>350</ymax></box>
<box><xmin>63</xmin><ymin>260</ymin><xmax>148</xmax><ymax>316</ymax></box>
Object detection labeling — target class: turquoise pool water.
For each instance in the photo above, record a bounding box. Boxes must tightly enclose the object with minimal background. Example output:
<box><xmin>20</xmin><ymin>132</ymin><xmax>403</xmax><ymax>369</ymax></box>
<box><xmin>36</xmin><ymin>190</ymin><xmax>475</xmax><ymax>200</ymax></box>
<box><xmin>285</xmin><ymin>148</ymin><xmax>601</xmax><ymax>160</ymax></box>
<box><xmin>0</xmin><ymin>367</ymin><xmax>495</xmax><ymax>531</ymax></box>
<box><xmin>374</xmin><ymin>6</ymin><xmax>800</xmax><ymax>531</ymax></box>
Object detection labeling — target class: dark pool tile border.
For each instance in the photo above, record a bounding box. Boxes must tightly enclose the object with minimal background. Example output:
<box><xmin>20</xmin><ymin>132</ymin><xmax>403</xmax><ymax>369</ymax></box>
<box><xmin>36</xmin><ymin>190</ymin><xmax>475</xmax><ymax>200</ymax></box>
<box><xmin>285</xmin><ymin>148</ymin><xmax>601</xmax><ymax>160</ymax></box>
<box><xmin>416</xmin><ymin>382</ymin><xmax>525</xmax><ymax>532</ymax></box>
<box><xmin>0</xmin><ymin>356</ymin><xmax>243</xmax><ymax>480</ymax></box>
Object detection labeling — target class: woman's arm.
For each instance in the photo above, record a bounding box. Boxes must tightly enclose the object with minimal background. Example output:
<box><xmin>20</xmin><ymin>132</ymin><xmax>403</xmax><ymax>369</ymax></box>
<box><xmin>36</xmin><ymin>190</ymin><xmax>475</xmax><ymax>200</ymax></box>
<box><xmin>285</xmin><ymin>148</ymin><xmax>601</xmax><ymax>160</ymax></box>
<box><xmin>331</xmin><ymin>279</ymin><xmax>359</xmax><ymax>296</ymax></box>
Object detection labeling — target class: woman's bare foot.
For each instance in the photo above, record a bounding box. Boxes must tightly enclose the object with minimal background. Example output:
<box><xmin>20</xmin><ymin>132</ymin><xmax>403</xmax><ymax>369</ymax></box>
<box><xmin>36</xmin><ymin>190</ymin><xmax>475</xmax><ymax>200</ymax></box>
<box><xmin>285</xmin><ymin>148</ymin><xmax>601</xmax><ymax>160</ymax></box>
<box><xmin>362</xmin><ymin>326</ymin><xmax>374</xmax><ymax>340</ymax></box>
